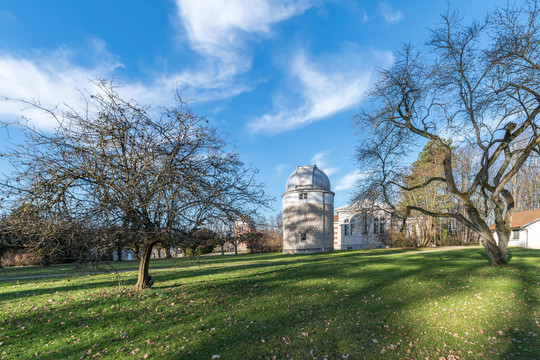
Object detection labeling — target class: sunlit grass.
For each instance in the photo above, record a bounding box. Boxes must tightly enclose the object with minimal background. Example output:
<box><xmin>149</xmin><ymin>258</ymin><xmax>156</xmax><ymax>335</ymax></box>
<box><xmin>1</xmin><ymin>247</ymin><xmax>538</xmax><ymax>359</ymax></box>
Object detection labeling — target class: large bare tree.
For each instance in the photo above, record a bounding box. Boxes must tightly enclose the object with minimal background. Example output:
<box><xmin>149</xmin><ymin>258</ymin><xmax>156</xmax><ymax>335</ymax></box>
<box><xmin>355</xmin><ymin>2</ymin><xmax>540</xmax><ymax>266</ymax></box>
<box><xmin>0</xmin><ymin>80</ymin><xmax>269</xmax><ymax>289</ymax></box>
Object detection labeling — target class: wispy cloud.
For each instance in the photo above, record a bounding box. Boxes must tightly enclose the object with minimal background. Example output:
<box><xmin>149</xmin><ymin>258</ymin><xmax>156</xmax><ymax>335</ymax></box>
<box><xmin>275</xmin><ymin>163</ymin><xmax>290</xmax><ymax>176</ymax></box>
<box><xmin>175</xmin><ymin>0</ymin><xmax>315</xmax><ymax>85</ymax></box>
<box><xmin>311</xmin><ymin>151</ymin><xmax>339</xmax><ymax>176</ymax></box>
<box><xmin>0</xmin><ymin>32</ymin><xmax>256</xmax><ymax>130</ymax></box>
<box><xmin>361</xmin><ymin>9</ymin><xmax>369</xmax><ymax>23</ymax></box>
<box><xmin>334</xmin><ymin>170</ymin><xmax>363</xmax><ymax>192</ymax></box>
<box><xmin>378</xmin><ymin>2</ymin><xmax>403</xmax><ymax>23</ymax></box>
<box><xmin>0</xmin><ymin>41</ymin><xmax>123</xmax><ymax>128</ymax></box>
<box><xmin>249</xmin><ymin>47</ymin><xmax>393</xmax><ymax>134</ymax></box>
<box><xmin>0</xmin><ymin>10</ymin><xmax>16</xmax><ymax>21</ymax></box>
<box><xmin>334</xmin><ymin>170</ymin><xmax>375</xmax><ymax>192</ymax></box>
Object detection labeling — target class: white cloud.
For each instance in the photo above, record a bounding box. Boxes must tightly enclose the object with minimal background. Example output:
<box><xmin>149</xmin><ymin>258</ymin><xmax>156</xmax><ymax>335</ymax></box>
<box><xmin>310</xmin><ymin>151</ymin><xmax>339</xmax><ymax>176</ymax></box>
<box><xmin>0</xmin><ymin>42</ymin><xmax>123</xmax><ymax>129</ymax></box>
<box><xmin>248</xmin><ymin>47</ymin><xmax>393</xmax><ymax>134</ymax></box>
<box><xmin>275</xmin><ymin>163</ymin><xmax>290</xmax><ymax>176</ymax></box>
<box><xmin>334</xmin><ymin>170</ymin><xmax>365</xmax><ymax>192</ymax></box>
<box><xmin>175</xmin><ymin>0</ymin><xmax>315</xmax><ymax>79</ymax></box>
<box><xmin>378</xmin><ymin>2</ymin><xmax>403</xmax><ymax>23</ymax></box>
<box><xmin>361</xmin><ymin>9</ymin><xmax>369</xmax><ymax>23</ymax></box>
<box><xmin>0</xmin><ymin>10</ymin><xmax>16</xmax><ymax>21</ymax></box>
<box><xmin>0</xmin><ymin>39</ymin><xmax>255</xmax><ymax>129</ymax></box>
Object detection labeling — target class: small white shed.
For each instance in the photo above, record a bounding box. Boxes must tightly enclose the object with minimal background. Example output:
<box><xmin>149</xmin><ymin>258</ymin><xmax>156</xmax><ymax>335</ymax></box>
<box><xmin>490</xmin><ymin>209</ymin><xmax>540</xmax><ymax>249</ymax></box>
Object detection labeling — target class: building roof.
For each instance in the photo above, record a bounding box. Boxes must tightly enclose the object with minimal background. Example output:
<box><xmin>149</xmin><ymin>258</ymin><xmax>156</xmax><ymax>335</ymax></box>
<box><xmin>488</xmin><ymin>208</ymin><xmax>540</xmax><ymax>230</ymax></box>
<box><xmin>285</xmin><ymin>165</ymin><xmax>331</xmax><ymax>192</ymax></box>
<box><xmin>335</xmin><ymin>200</ymin><xmax>387</xmax><ymax>212</ymax></box>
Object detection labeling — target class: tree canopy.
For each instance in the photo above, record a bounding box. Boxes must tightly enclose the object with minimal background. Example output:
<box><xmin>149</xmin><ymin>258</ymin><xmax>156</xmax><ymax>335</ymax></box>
<box><xmin>355</xmin><ymin>1</ymin><xmax>540</xmax><ymax>265</ymax></box>
<box><xmin>0</xmin><ymin>80</ymin><xmax>270</xmax><ymax>289</ymax></box>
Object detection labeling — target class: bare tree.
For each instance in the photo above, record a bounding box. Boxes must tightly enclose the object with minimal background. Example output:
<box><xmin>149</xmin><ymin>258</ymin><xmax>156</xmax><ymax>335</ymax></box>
<box><xmin>355</xmin><ymin>2</ymin><xmax>540</xmax><ymax>266</ymax></box>
<box><xmin>0</xmin><ymin>80</ymin><xmax>269</xmax><ymax>289</ymax></box>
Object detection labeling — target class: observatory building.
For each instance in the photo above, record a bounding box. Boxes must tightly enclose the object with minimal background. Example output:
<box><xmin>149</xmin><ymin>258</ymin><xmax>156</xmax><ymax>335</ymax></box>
<box><xmin>282</xmin><ymin>165</ymin><xmax>334</xmax><ymax>254</ymax></box>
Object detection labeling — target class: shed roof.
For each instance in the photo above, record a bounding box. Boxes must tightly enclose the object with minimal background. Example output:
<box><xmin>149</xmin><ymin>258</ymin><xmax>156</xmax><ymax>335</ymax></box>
<box><xmin>488</xmin><ymin>208</ymin><xmax>540</xmax><ymax>230</ymax></box>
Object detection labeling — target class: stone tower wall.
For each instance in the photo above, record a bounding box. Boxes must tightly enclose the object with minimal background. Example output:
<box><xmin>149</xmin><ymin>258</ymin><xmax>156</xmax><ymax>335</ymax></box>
<box><xmin>283</xmin><ymin>202</ymin><xmax>334</xmax><ymax>254</ymax></box>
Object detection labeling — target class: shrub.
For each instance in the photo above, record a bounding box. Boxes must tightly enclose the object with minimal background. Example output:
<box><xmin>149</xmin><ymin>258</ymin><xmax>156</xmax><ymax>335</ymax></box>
<box><xmin>385</xmin><ymin>232</ymin><xmax>417</xmax><ymax>248</ymax></box>
<box><xmin>0</xmin><ymin>249</ymin><xmax>44</xmax><ymax>267</ymax></box>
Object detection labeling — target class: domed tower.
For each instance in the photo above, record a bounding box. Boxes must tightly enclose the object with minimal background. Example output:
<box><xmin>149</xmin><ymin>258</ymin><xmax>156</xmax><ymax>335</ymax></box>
<box><xmin>282</xmin><ymin>165</ymin><xmax>335</xmax><ymax>254</ymax></box>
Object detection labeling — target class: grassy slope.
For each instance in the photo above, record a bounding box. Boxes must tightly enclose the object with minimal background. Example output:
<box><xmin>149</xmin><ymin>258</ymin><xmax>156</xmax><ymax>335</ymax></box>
<box><xmin>0</xmin><ymin>247</ymin><xmax>538</xmax><ymax>359</ymax></box>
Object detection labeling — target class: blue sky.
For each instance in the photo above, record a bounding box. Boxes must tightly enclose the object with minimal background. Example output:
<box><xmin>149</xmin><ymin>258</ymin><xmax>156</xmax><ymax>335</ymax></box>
<box><xmin>0</xmin><ymin>0</ymin><xmax>509</xmax><ymax>216</ymax></box>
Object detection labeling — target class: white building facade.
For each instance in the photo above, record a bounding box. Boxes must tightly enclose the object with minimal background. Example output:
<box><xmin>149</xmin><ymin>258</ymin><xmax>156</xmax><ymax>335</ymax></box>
<box><xmin>491</xmin><ymin>209</ymin><xmax>540</xmax><ymax>249</ymax></box>
<box><xmin>333</xmin><ymin>202</ymin><xmax>389</xmax><ymax>250</ymax></box>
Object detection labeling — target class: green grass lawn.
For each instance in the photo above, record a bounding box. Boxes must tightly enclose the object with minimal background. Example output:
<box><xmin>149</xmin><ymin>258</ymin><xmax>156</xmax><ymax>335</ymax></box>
<box><xmin>0</xmin><ymin>247</ymin><xmax>538</xmax><ymax>359</ymax></box>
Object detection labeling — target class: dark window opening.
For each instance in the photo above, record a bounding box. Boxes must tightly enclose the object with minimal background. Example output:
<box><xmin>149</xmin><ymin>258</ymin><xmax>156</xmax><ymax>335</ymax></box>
<box><xmin>362</xmin><ymin>211</ymin><xmax>368</xmax><ymax>234</ymax></box>
<box><xmin>300</xmin><ymin>233</ymin><xmax>307</xmax><ymax>241</ymax></box>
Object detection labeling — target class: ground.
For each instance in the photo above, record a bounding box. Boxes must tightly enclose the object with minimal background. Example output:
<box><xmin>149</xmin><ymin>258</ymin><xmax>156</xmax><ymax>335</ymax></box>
<box><xmin>0</xmin><ymin>247</ymin><xmax>539</xmax><ymax>359</ymax></box>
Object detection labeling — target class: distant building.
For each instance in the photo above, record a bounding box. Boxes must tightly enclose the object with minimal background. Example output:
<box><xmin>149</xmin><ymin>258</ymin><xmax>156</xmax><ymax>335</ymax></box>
<box><xmin>234</xmin><ymin>215</ymin><xmax>255</xmax><ymax>234</ymax></box>
<box><xmin>489</xmin><ymin>209</ymin><xmax>540</xmax><ymax>249</ymax></box>
<box><xmin>112</xmin><ymin>249</ymin><xmax>135</xmax><ymax>261</ymax></box>
<box><xmin>282</xmin><ymin>165</ymin><xmax>334</xmax><ymax>254</ymax></box>
<box><xmin>333</xmin><ymin>201</ymin><xmax>390</xmax><ymax>250</ymax></box>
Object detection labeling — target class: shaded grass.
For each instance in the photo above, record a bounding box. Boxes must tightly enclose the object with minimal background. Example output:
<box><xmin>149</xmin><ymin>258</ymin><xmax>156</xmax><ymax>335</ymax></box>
<box><xmin>0</xmin><ymin>248</ymin><xmax>426</xmax><ymax>279</ymax></box>
<box><xmin>0</xmin><ymin>247</ymin><xmax>538</xmax><ymax>359</ymax></box>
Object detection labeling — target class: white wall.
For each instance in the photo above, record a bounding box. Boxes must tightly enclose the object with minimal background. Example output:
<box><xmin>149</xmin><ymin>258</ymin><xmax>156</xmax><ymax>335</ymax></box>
<box><xmin>334</xmin><ymin>211</ymin><xmax>386</xmax><ymax>250</ymax></box>
<box><xmin>493</xmin><ymin>221</ymin><xmax>540</xmax><ymax>249</ymax></box>
<box><xmin>525</xmin><ymin>220</ymin><xmax>540</xmax><ymax>249</ymax></box>
<box><xmin>282</xmin><ymin>191</ymin><xmax>334</xmax><ymax>208</ymax></box>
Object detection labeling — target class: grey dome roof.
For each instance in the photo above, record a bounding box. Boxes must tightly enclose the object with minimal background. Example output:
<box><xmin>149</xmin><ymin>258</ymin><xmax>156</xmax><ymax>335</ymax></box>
<box><xmin>285</xmin><ymin>165</ymin><xmax>331</xmax><ymax>192</ymax></box>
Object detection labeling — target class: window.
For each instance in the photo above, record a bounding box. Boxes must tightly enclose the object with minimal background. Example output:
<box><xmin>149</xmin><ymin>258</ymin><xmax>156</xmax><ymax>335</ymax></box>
<box><xmin>513</xmin><ymin>230</ymin><xmax>519</xmax><ymax>240</ymax></box>
<box><xmin>380</xmin><ymin>218</ymin><xmax>385</xmax><ymax>234</ymax></box>
<box><xmin>350</xmin><ymin>221</ymin><xmax>355</xmax><ymax>235</ymax></box>
<box><xmin>300</xmin><ymin>232</ymin><xmax>307</xmax><ymax>241</ymax></box>
<box><xmin>374</xmin><ymin>217</ymin><xmax>380</xmax><ymax>234</ymax></box>
<box><xmin>362</xmin><ymin>210</ymin><xmax>368</xmax><ymax>234</ymax></box>
<box><xmin>299</xmin><ymin>193</ymin><xmax>308</xmax><ymax>200</ymax></box>
<box><xmin>344</xmin><ymin>224</ymin><xmax>349</xmax><ymax>235</ymax></box>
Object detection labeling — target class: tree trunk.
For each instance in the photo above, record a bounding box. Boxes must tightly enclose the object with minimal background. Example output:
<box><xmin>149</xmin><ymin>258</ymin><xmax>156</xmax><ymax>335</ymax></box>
<box><xmin>165</xmin><ymin>247</ymin><xmax>172</xmax><ymax>258</ymax></box>
<box><xmin>116</xmin><ymin>245</ymin><xmax>123</xmax><ymax>261</ymax></box>
<box><xmin>221</xmin><ymin>243</ymin><xmax>224</xmax><ymax>255</ymax></box>
<box><xmin>134</xmin><ymin>244</ymin><xmax>141</xmax><ymax>260</ymax></box>
<box><xmin>42</xmin><ymin>255</ymin><xmax>51</xmax><ymax>267</ymax></box>
<box><xmin>234</xmin><ymin>244</ymin><xmax>238</xmax><ymax>255</ymax></box>
<box><xmin>135</xmin><ymin>242</ymin><xmax>155</xmax><ymax>291</ymax></box>
<box><xmin>482</xmin><ymin>240</ymin><xmax>507</xmax><ymax>266</ymax></box>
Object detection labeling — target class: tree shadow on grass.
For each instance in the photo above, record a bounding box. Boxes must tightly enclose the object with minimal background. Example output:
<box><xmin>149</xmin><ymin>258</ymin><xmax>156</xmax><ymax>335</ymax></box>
<box><xmin>498</xmin><ymin>248</ymin><xmax>540</xmax><ymax>359</ymax></box>
<box><xmin>1</xmin><ymin>247</ymin><xmax>538</xmax><ymax>359</ymax></box>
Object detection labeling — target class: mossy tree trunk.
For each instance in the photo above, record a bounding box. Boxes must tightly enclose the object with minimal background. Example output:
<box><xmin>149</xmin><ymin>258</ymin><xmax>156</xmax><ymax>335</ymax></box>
<box><xmin>135</xmin><ymin>241</ymin><xmax>156</xmax><ymax>291</ymax></box>
<box><xmin>482</xmin><ymin>237</ymin><xmax>508</xmax><ymax>266</ymax></box>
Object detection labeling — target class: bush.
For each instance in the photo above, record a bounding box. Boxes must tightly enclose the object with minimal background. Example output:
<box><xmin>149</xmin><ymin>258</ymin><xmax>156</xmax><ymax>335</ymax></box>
<box><xmin>241</xmin><ymin>230</ymin><xmax>282</xmax><ymax>253</ymax></box>
<box><xmin>0</xmin><ymin>250</ymin><xmax>44</xmax><ymax>267</ymax></box>
<box><xmin>385</xmin><ymin>232</ymin><xmax>417</xmax><ymax>248</ymax></box>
